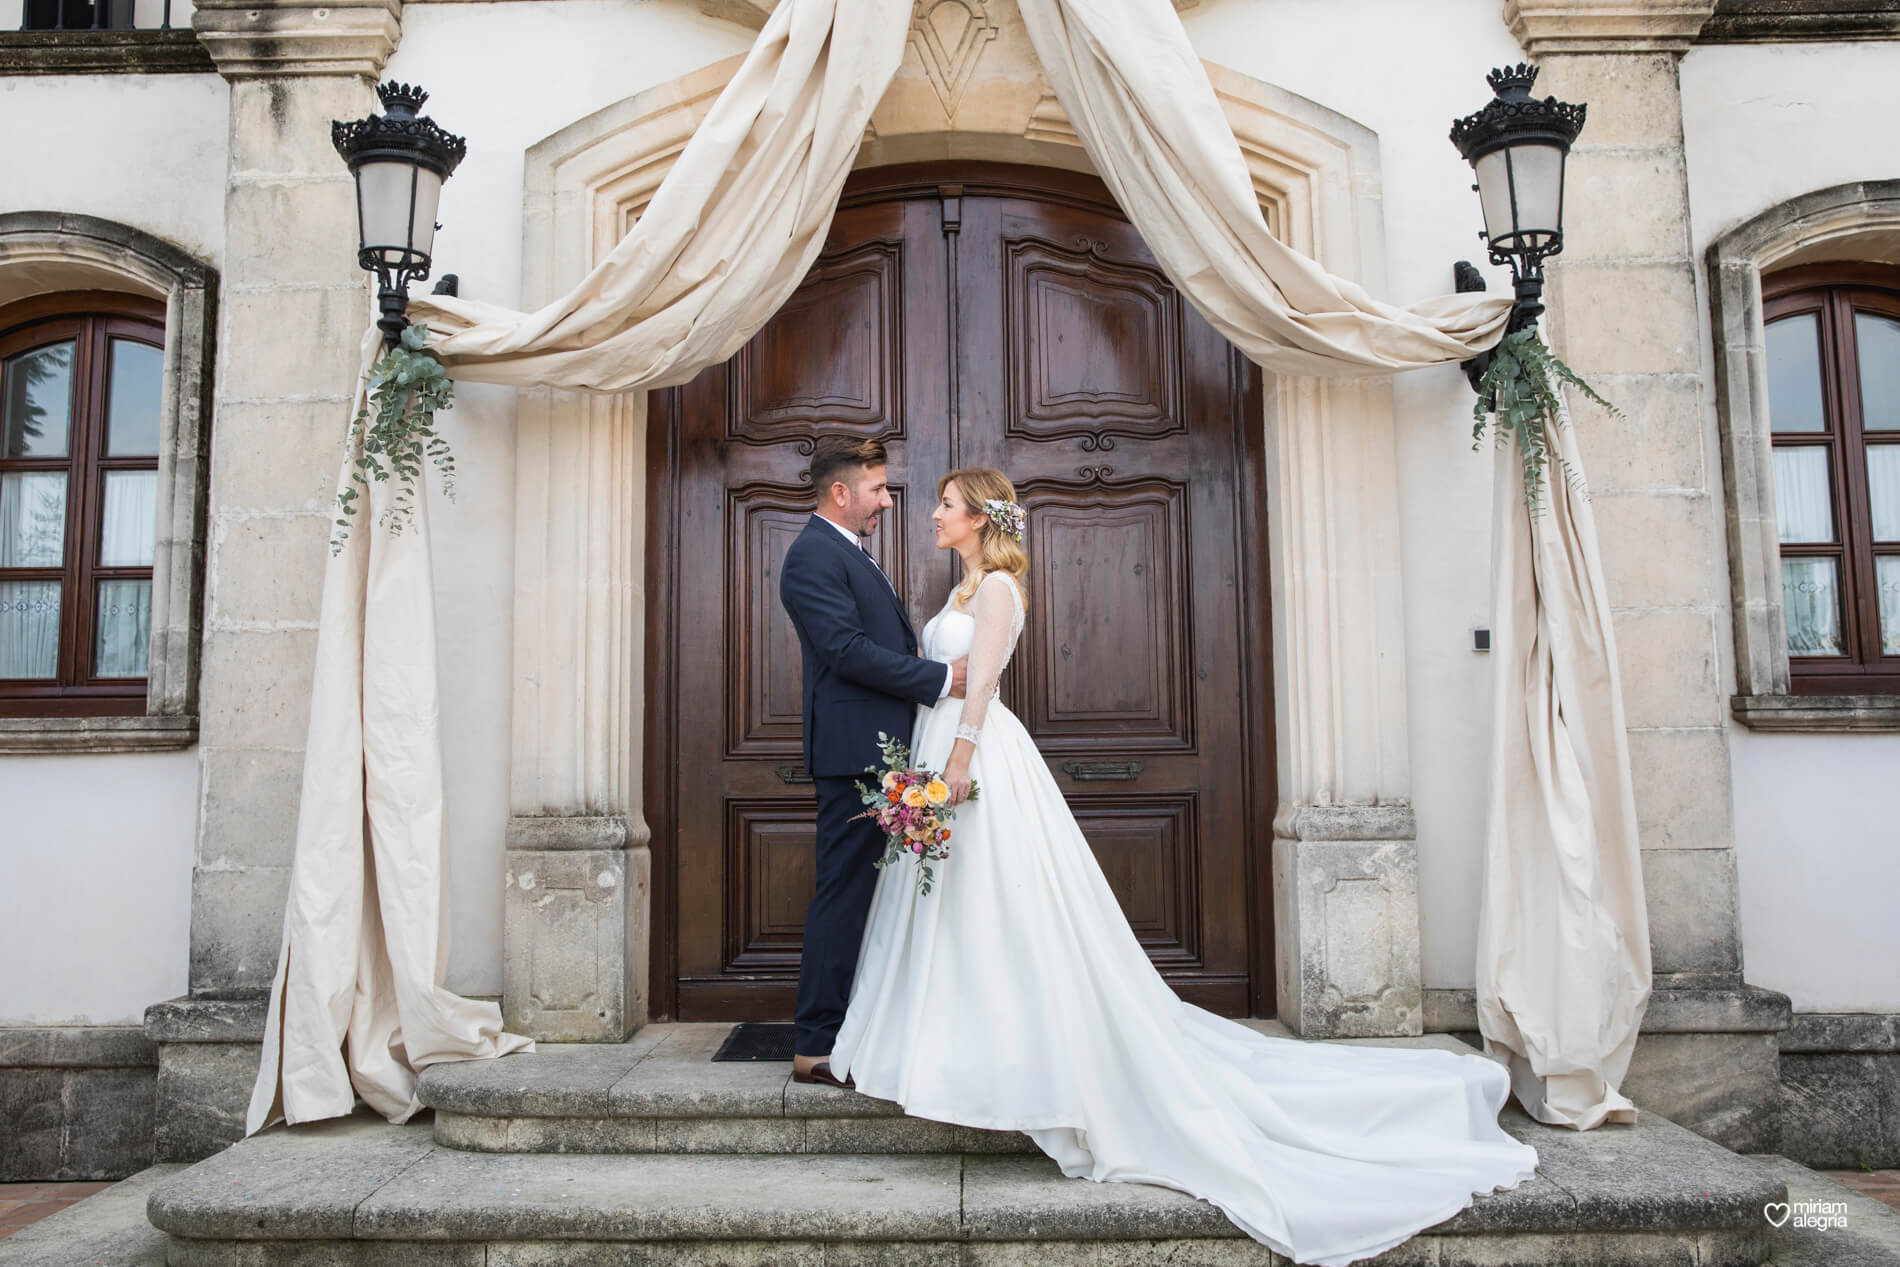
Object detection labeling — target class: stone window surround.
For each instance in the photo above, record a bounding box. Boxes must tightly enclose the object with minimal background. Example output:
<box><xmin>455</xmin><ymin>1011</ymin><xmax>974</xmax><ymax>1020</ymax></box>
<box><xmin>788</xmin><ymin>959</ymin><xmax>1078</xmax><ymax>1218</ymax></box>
<box><xmin>1708</xmin><ymin>181</ymin><xmax>1900</xmax><ymax>732</ymax></box>
<box><xmin>0</xmin><ymin>212</ymin><xmax>215</xmax><ymax>754</ymax></box>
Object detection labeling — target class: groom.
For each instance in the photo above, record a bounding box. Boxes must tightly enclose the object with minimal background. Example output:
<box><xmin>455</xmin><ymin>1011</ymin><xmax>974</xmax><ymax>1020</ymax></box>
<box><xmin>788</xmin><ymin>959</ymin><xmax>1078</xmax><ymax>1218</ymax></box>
<box><xmin>778</xmin><ymin>434</ymin><xmax>965</xmax><ymax>1087</ymax></box>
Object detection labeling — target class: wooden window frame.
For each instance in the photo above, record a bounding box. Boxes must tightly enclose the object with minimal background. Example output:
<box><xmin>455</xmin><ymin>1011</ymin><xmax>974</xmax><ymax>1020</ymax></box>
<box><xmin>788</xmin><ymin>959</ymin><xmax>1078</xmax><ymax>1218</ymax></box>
<box><xmin>1762</xmin><ymin>263</ymin><xmax>1900</xmax><ymax>695</ymax></box>
<box><xmin>1</xmin><ymin>291</ymin><xmax>165</xmax><ymax>716</ymax></box>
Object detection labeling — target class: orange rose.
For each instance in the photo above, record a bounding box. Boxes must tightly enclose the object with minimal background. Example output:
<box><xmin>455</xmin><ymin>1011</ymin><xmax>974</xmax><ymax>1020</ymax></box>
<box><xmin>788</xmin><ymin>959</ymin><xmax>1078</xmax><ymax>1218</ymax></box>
<box><xmin>902</xmin><ymin>785</ymin><xmax>929</xmax><ymax>808</ymax></box>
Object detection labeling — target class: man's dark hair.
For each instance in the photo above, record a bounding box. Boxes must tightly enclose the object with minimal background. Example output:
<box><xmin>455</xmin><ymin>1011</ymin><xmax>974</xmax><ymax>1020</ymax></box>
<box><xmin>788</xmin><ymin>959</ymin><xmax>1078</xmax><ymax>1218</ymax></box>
<box><xmin>808</xmin><ymin>434</ymin><xmax>888</xmax><ymax>495</ymax></box>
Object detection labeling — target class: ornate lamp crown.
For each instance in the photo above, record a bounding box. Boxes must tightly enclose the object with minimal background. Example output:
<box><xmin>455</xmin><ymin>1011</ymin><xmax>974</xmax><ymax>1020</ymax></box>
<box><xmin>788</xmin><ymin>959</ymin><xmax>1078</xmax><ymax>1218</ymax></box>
<box><xmin>332</xmin><ymin>81</ymin><xmax>468</xmax><ymax>180</ymax></box>
<box><xmin>1448</xmin><ymin>62</ymin><xmax>1586</xmax><ymax>165</ymax></box>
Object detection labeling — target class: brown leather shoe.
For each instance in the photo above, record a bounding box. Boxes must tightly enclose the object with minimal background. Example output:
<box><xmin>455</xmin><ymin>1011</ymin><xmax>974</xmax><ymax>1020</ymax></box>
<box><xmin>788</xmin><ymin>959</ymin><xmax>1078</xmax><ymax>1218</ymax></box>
<box><xmin>792</xmin><ymin>1061</ymin><xmax>855</xmax><ymax>1090</ymax></box>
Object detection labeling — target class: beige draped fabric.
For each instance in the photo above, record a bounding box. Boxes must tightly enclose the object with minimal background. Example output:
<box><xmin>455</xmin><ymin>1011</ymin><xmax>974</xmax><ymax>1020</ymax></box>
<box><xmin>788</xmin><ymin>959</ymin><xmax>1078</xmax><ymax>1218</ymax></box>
<box><xmin>255</xmin><ymin>0</ymin><xmax>1644</xmax><ymax>1132</ymax></box>
<box><xmin>247</xmin><ymin>325</ymin><xmax>534</xmax><ymax>1131</ymax></box>
<box><xmin>1474</xmin><ymin>408</ymin><xmax>1651</xmax><ymax>1130</ymax></box>
<box><xmin>249</xmin><ymin>0</ymin><xmax>913</xmax><ymax>1130</ymax></box>
<box><xmin>1013</xmin><ymin>0</ymin><xmax>1514</xmax><ymax>375</ymax></box>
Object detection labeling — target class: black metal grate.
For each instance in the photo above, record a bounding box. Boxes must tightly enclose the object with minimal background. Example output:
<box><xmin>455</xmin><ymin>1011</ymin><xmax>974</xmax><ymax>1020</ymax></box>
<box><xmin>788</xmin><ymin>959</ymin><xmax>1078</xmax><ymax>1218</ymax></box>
<box><xmin>710</xmin><ymin>1022</ymin><xmax>797</xmax><ymax>1062</ymax></box>
<box><xmin>20</xmin><ymin>0</ymin><xmax>180</xmax><ymax>33</ymax></box>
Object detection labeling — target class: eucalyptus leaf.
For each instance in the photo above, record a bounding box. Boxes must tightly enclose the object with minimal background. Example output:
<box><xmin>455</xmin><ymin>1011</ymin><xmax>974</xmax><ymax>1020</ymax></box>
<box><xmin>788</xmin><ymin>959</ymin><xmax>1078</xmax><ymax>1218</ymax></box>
<box><xmin>331</xmin><ymin>323</ymin><xmax>458</xmax><ymax>554</ymax></box>
<box><xmin>1471</xmin><ymin>328</ymin><xmax>1618</xmax><ymax>513</ymax></box>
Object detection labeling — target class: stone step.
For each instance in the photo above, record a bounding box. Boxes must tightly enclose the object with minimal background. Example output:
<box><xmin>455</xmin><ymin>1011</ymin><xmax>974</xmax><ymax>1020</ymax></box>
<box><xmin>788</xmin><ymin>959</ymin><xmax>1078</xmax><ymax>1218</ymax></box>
<box><xmin>145</xmin><ymin>1103</ymin><xmax>1786</xmax><ymax>1267</ymax></box>
<box><xmin>419</xmin><ymin>1020</ymin><xmax>1492</xmax><ymax>1157</ymax></box>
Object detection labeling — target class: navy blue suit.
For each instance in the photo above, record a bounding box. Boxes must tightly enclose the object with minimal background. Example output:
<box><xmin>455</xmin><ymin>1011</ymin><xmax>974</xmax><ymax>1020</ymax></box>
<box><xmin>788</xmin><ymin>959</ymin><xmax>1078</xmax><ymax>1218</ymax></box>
<box><xmin>778</xmin><ymin>514</ymin><xmax>946</xmax><ymax>1055</ymax></box>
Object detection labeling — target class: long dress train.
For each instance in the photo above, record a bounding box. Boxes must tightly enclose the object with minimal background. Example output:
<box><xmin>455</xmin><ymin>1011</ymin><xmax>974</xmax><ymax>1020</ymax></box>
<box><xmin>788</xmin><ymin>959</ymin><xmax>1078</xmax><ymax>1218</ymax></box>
<box><xmin>830</xmin><ymin>570</ymin><xmax>1539</xmax><ymax>1267</ymax></box>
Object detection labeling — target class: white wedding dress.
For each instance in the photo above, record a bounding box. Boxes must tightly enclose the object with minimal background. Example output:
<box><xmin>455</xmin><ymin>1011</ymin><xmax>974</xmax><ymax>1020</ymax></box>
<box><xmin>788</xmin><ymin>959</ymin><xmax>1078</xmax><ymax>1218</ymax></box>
<box><xmin>831</xmin><ymin>571</ymin><xmax>1540</xmax><ymax>1266</ymax></box>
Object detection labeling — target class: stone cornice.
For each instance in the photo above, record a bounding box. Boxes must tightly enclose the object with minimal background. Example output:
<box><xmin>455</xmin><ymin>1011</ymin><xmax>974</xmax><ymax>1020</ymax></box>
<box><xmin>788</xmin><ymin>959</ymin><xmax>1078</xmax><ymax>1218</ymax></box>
<box><xmin>1504</xmin><ymin>0</ymin><xmax>1718</xmax><ymax>54</ymax></box>
<box><xmin>192</xmin><ymin>0</ymin><xmax>400</xmax><ymax>79</ymax></box>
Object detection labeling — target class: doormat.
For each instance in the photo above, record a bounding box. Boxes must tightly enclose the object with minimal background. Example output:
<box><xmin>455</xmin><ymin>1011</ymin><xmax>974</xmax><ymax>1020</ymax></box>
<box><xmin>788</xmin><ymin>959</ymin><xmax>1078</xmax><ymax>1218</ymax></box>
<box><xmin>711</xmin><ymin>1022</ymin><xmax>797</xmax><ymax>1062</ymax></box>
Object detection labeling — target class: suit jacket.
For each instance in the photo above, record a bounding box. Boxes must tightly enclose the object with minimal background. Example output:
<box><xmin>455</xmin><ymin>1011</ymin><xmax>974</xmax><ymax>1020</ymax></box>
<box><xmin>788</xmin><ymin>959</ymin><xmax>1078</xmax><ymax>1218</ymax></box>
<box><xmin>778</xmin><ymin>514</ymin><xmax>946</xmax><ymax>780</ymax></box>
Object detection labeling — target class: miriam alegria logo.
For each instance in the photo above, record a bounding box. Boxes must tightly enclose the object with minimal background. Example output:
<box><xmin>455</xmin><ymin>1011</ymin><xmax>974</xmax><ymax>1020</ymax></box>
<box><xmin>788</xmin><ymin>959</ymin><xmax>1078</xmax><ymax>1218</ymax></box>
<box><xmin>1764</xmin><ymin>1198</ymin><xmax>1847</xmax><ymax>1230</ymax></box>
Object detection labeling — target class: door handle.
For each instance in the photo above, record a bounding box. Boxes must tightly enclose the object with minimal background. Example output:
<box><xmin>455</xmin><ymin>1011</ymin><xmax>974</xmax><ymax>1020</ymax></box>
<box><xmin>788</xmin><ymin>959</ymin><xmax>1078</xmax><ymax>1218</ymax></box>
<box><xmin>1060</xmin><ymin>760</ymin><xmax>1143</xmax><ymax>782</ymax></box>
<box><xmin>775</xmin><ymin>765</ymin><xmax>813</xmax><ymax>785</ymax></box>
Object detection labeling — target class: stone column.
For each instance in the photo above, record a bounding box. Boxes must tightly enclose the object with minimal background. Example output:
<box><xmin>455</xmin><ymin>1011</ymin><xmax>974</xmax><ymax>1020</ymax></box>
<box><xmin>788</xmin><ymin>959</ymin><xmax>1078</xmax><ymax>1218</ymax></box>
<box><xmin>1269</xmin><ymin>377</ymin><xmax>1423</xmax><ymax>1038</ymax></box>
<box><xmin>157</xmin><ymin>0</ymin><xmax>397</xmax><ymax>1150</ymax></box>
<box><xmin>1503</xmin><ymin>0</ymin><xmax>1742</xmax><ymax>992</ymax></box>
<box><xmin>502</xmin><ymin>385</ymin><xmax>650</xmax><ymax>1043</ymax></box>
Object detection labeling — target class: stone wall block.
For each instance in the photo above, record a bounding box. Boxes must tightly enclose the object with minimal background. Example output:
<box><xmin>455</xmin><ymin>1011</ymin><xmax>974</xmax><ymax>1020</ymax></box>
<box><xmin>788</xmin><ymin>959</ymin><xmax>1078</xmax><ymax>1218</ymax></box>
<box><xmin>1622</xmin><ymin>1031</ymin><xmax>1780</xmax><ymax>1152</ymax></box>
<box><xmin>154</xmin><ymin>1041</ymin><xmax>261</xmax><ymax>1163</ymax></box>
<box><xmin>208</xmin><ymin>399</ymin><xmax>353</xmax><ymax>514</ymax></box>
<box><xmin>1613</xmin><ymin>608</ymin><xmax>1724</xmax><ymax>729</ymax></box>
<box><xmin>1625</xmin><ymin>727</ymin><xmax>1733</xmax><ymax>849</ymax></box>
<box><xmin>208</xmin><ymin>512</ymin><xmax>330</xmax><ymax>628</ymax></box>
<box><xmin>59</xmin><ymin>1068</ymin><xmax>158</xmax><ymax>1177</ymax></box>
<box><xmin>1546</xmin><ymin>261</ymin><xmax>1702</xmax><ymax>376</ymax></box>
<box><xmin>188</xmin><ymin>866</ymin><xmax>292</xmax><ymax>995</ymax></box>
<box><xmin>0</xmin><ymin>1069</ymin><xmax>64</xmax><ymax>1180</ymax></box>
<box><xmin>1640</xmin><ymin>848</ymin><xmax>1742</xmax><ymax>977</ymax></box>
<box><xmin>222</xmin><ymin>178</ymin><xmax>361</xmax><ymax>288</ymax></box>
<box><xmin>503</xmin><ymin>844</ymin><xmax>650</xmax><ymax>1042</ymax></box>
<box><xmin>1589</xmin><ymin>491</ymin><xmax>1720</xmax><ymax>611</ymax></box>
<box><xmin>1568</xmin><ymin>375</ymin><xmax>1706</xmax><ymax>494</ymax></box>
<box><xmin>228</xmin><ymin>74</ymin><xmax>373</xmax><ymax>171</ymax></box>
<box><xmin>1273</xmin><ymin>836</ymin><xmax>1422</xmax><ymax>1038</ymax></box>
<box><xmin>1560</xmin><ymin>149</ymin><xmax>1693</xmax><ymax>263</ymax></box>
<box><xmin>217</xmin><ymin>285</ymin><xmax>369</xmax><ymax>402</ymax></box>
<box><xmin>197</xmin><ymin>629</ymin><xmax>319</xmax><ymax>750</ymax></box>
<box><xmin>1778</xmin><ymin>1052</ymin><xmax>1898</xmax><ymax>1169</ymax></box>
<box><xmin>1534</xmin><ymin>52</ymin><xmax>1691</xmax><ymax>143</ymax></box>
<box><xmin>198</xmin><ymin>746</ymin><xmax>306</xmax><ymax>870</ymax></box>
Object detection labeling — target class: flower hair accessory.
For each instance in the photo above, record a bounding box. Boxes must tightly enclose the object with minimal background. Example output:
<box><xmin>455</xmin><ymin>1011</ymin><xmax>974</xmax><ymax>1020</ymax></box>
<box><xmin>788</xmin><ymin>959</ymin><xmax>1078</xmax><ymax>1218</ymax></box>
<box><xmin>983</xmin><ymin>497</ymin><xmax>1026</xmax><ymax>542</ymax></box>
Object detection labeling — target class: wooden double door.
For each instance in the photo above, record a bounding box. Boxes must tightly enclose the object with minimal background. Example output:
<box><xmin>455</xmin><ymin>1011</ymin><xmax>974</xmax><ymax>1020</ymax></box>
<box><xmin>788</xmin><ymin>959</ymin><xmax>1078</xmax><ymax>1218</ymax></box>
<box><xmin>647</xmin><ymin>164</ymin><xmax>1273</xmax><ymax>1020</ymax></box>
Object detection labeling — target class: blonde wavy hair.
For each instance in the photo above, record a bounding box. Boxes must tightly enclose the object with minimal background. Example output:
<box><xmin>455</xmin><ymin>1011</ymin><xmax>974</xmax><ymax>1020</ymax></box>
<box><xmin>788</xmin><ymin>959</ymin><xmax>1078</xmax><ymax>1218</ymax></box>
<box><xmin>938</xmin><ymin>467</ymin><xmax>1029</xmax><ymax>608</ymax></box>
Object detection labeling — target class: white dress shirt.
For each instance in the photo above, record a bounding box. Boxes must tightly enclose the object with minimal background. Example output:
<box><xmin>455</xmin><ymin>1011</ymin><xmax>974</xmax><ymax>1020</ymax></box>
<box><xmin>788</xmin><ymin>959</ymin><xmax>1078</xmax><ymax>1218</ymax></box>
<box><xmin>817</xmin><ymin>513</ymin><xmax>953</xmax><ymax>699</ymax></box>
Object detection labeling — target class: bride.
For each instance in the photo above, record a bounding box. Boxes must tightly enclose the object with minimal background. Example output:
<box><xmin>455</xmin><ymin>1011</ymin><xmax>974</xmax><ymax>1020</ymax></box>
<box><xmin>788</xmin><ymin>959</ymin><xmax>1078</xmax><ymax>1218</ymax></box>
<box><xmin>830</xmin><ymin>467</ymin><xmax>1540</xmax><ymax>1267</ymax></box>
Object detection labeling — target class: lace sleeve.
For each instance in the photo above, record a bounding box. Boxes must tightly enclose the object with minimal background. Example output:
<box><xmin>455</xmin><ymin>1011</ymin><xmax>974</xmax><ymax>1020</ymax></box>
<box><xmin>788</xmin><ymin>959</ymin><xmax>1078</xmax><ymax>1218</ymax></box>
<box><xmin>953</xmin><ymin>572</ymin><xmax>1024</xmax><ymax>747</ymax></box>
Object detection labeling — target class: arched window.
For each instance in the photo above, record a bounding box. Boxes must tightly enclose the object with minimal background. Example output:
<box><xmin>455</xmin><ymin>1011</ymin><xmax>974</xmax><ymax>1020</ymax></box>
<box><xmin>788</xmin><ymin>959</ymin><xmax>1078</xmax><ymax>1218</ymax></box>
<box><xmin>1762</xmin><ymin>265</ymin><xmax>1900</xmax><ymax>693</ymax></box>
<box><xmin>1</xmin><ymin>292</ymin><xmax>166</xmax><ymax>711</ymax></box>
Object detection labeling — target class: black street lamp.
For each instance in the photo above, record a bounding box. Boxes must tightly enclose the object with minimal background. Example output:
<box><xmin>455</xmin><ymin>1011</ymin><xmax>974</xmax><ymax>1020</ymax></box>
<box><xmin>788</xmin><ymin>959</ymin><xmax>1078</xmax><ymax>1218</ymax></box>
<box><xmin>1449</xmin><ymin>62</ymin><xmax>1585</xmax><ymax>351</ymax></box>
<box><xmin>333</xmin><ymin>82</ymin><xmax>467</xmax><ymax>349</ymax></box>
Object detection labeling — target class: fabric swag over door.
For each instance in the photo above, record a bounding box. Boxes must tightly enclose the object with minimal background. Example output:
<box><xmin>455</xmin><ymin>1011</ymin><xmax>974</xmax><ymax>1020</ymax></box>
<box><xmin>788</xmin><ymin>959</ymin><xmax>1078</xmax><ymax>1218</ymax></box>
<box><xmin>250</xmin><ymin>0</ymin><xmax>1647</xmax><ymax>1137</ymax></box>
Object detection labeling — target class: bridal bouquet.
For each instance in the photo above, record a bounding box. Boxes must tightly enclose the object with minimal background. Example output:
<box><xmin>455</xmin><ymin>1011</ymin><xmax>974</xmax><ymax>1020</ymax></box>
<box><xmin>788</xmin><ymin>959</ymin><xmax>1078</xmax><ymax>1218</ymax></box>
<box><xmin>856</xmin><ymin>732</ymin><xmax>978</xmax><ymax>897</ymax></box>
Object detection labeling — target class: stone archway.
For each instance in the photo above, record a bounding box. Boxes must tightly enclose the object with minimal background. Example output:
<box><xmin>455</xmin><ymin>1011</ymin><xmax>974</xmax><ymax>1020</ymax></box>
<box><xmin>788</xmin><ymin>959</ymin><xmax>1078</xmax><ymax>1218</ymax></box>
<box><xmin>500</xmin><ymin>7</ymin><xmax>1423</xmax><ymax>1042</ymax></box>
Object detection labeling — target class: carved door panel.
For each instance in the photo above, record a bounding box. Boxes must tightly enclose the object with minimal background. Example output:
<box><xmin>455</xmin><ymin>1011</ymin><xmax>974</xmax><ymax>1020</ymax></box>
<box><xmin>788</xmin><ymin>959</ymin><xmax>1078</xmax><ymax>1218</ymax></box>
<box><xmin>950</xmin><ymin>193</ymin><xmax>1261</xmax><ymax>1013</ymax></box>
<box><xmin>654</xmin><ymin>166</ymin><xmax>1271</xmax><ymax>1021</ymax></box>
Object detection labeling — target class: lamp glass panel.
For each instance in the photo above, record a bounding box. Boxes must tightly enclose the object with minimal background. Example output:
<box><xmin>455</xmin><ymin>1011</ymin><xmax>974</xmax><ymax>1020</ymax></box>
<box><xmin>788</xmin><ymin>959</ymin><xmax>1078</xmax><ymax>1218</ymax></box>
<box><xmin>1766</xmin><ymin>314</ymin><xmax>1827</xmax><ymax>433</ymax></box>
<box><xmin>1505</xmin><ymin>143</ymin><xmax>1565</xmax><ymax>249</ymax></box>
<box><xmin>357</xmin><ymin>161</ymin><xmax>439</xmax><ymax>266</ymax></box>
<box><xmin>1473</xmin><ymin>149</ymin><xmax>1516</xmax><ymax>244</ymax></box>
<box><xmin>1780</xmin><ymin>556</ymin><xmax>1844</xmax><ymax>656</ymax></box>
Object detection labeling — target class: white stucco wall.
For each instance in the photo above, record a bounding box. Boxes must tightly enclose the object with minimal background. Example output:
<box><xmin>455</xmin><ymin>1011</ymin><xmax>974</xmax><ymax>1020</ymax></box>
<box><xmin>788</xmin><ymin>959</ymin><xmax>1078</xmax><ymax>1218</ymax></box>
<box><xmin>385</xmin><ymin>1</ymin><xmax>753</xmax><ymax>994</ymax></box>
<box><xmin>1</xmin><ymin>75</ymin><xmax>226</xmax><ymax>1024</ymax></box>
<box><xmin>1681</xmin><ymin>42</ymin><xmax>1900</xmax><ymax>1013</ymax></box>
<box><xmin>2</xmin><ymin>73</ymin><xmax>227</xmax><ymax>266</ymax></box>
<box><xmin>1181</xmin><ymin>0</ymin><xmax>1525</xmax><ymax>991</ymax></box>
<box><xmin>0</xmin><ymin>753</ymin><xmax>197</xmax><ymax>1024</ymax></box>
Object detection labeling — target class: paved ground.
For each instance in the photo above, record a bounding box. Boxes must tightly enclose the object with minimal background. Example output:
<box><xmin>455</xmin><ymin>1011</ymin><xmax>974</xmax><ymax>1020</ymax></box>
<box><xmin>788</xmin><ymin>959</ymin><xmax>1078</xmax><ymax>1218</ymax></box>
<box><xmin>0</xmin><ymin>1185</ymin><xmax>110</xmax><ymax>1241</ymax></box>
<box><xmin>1828</xmin><ymin>1171</ymin><xmax>1900</xmax><ymax>1213</ymax></box>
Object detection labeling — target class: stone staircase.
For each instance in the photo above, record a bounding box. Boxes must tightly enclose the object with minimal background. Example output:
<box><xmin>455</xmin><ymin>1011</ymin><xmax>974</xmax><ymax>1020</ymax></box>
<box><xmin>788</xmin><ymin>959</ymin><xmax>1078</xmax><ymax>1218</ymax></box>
<box><xmin>144</xmin><ymin>1022</ymin><xmax>1787</xmax><ymax>1265</ymax></box>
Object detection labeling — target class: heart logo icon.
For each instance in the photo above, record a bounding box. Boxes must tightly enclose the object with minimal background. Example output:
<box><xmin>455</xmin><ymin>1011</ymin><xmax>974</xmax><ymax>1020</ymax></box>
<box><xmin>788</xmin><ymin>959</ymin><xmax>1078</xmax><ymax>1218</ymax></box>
<box><xmin>1764</xmin><ymin>1202</ymin><xmax>1791</xmax><ymax>1227</ymax></box>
